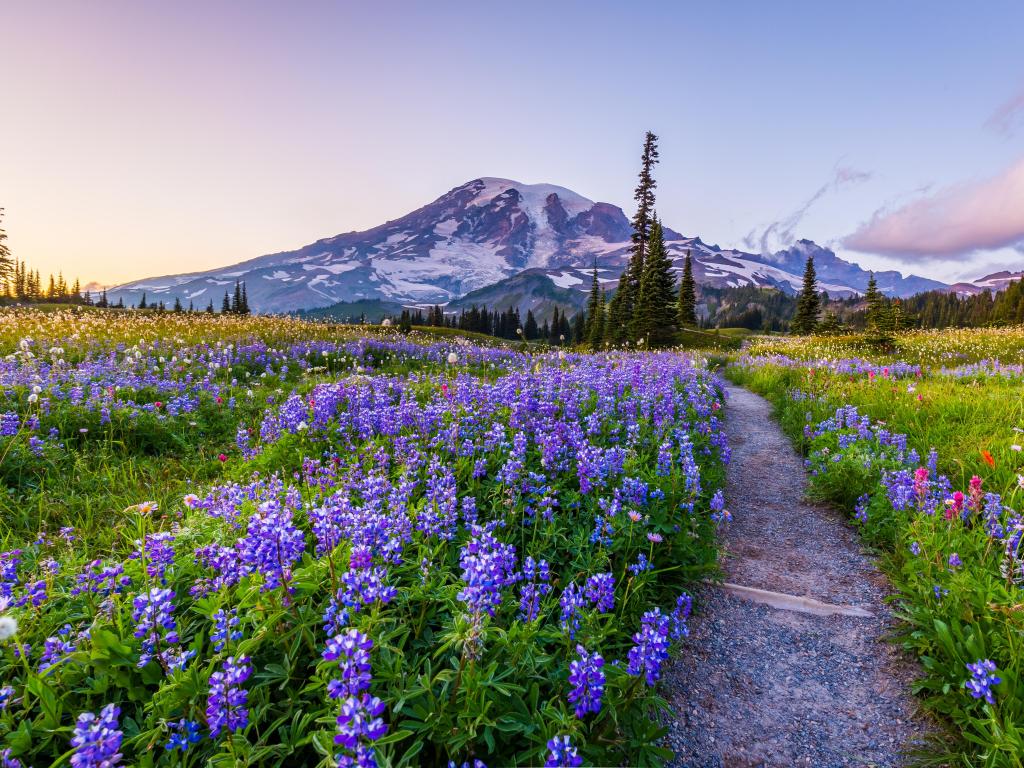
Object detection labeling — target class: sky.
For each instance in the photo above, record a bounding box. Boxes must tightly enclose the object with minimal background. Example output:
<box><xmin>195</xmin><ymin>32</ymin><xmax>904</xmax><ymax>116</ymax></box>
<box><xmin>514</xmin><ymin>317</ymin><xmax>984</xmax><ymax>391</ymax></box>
<box><xmin>3</xmin><ymin>1</ymin><xmax>1023</xmax><ymax>287</ymax></box>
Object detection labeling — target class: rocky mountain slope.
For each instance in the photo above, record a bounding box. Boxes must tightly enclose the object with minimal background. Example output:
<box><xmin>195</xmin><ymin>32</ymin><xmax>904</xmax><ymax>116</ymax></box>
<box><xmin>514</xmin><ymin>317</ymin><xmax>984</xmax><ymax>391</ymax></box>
<box><xmin>107</xmin><ymin>178</ymin><xmax>952</xmax><ymax>314</ymax></box>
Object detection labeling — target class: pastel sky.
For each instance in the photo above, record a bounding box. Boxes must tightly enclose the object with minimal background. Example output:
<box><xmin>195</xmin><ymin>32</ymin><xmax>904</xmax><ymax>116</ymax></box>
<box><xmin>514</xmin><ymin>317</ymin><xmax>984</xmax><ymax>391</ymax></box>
<box><xmin>3</xmin><ymin>1</ymin><xmax>1023</xmax><ymax>287</ymax></box>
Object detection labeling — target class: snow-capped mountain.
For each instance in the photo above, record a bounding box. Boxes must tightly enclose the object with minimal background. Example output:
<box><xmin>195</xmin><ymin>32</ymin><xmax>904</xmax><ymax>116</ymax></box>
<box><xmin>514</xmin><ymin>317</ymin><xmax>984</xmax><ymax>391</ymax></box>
<box><xmin>106</xmin><ymin>178</ymin><xmax>949</xmax><ymax>313</ymax></box>
<box><xmin>946</xmin><ymin>270</ymin><xmax>1024</xmax><ymax>296</ymax></box>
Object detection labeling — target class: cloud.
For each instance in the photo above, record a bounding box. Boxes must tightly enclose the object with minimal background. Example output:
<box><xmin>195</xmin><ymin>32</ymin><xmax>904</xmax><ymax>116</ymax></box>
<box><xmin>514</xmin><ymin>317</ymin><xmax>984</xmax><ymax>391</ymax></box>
<box><xmin>743</xmin><ymin>165</ymin><xmax>871</xmax><ymax>256</ymax></box>
<box><xmin>986</xmin><ymin>85</ymin><xmax>1024</xmax><ymax>136</ymax></box>
<box><xmin>843</xmin><ymin>157</ymin><xmax>1024</xmax><ymax>259</ymax></box>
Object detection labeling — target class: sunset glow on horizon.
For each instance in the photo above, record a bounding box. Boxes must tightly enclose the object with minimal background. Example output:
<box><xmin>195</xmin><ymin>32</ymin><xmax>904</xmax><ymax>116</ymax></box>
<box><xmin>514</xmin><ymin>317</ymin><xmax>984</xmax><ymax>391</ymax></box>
<box><xmin>3</xmin><ymin>1</ymin><xmax>1024</xmax><ymax>287</ymax></box>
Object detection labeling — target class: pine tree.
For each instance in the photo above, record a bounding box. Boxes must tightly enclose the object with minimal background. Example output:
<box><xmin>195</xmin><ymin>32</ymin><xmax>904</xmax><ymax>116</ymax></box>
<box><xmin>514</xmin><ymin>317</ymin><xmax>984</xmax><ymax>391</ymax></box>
<box><xmin>206</xmin><ymin>300</ymin><xmax>215</xmax><ymax>314</ymax></box>
<box><xmin>549</xmin><ymin>307</ymin><xmax>561</xmax><ymax>344</ymax></box>
<box><xmin>635</xmin><ymin>217</ymin><xmax>677</xmax><ymax>346</ymax></box>
<box><xmin>138</xmin><ymin>292</ymin><xmax>148</xmax><ymax>310</ymax></box>
<box><xmin>791</xmin><ymin>256</ymin><xmax>821</xmax><ymax>334</ymax></box>
<box><xmin>173</xmin><ymin>296</ymin><xmax>183</xmax><ymax>313</ymax></box>
<box><xmin>588</xmin><ymin>291</ymin><xmax>606</xmax><ymax>350</ymax></box>
<box><xmin>524</xmin><ymin>309</ymin><xmax>538</xmax><ymax>340</ymax></box>
<box><xmin>678</xmin><ymin>249</ymin><xmax>697</xmax><ymax>327</ymax></box>
<box><xmin>222</xmin><ymin>292</ymin><xmax>231</xmax><ymax>314</ymax></box>
<box><xmin>240</xmin><ymin>282</ymin><xmax>250</xmax><ymax>315</ymax></box>
<box><xmin>0</xmin><ymin>209</ymin><xmax>14</xmax><ymax>293</ymax></box>
<box><xmin>817</xmin><ymin>311</ymin><xmax>842</xmax><ymax>334</ymax></box>
<box><xmin>571</xmin><ymin>311</ymin><xmax>586</xmax><ymax>344</ymax></box>
<box><xmin>863</xmin><ymin>272</ymin><xmax>893</xmax><ymax>339</ymax></box>
<box><xmin>585</xmin><ymin>262</ymin><xmax>602</xmax><ymax>340</ymax></box>
<box><xmin>608</xmin><ymin>131</ymin><xmax>659</xmax><ymax>344</ymax></box>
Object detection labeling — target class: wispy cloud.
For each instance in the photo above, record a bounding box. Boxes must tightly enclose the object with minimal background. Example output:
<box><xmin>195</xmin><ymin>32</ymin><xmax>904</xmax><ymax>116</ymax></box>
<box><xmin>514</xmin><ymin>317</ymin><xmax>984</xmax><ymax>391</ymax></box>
<box><xmin>843</xmin><ymin>156</ymin><xmax>1024</xmax><ymax>259</ymax></box>
<box><xmin>985</xmin><ymin>84</ymin><xmax>1024</xmax><ymax>136</ymax></box>
<box><xmin>743</xmin><ymin>165</ymin><xmax>871</xmax><ymax>256</ymax></box>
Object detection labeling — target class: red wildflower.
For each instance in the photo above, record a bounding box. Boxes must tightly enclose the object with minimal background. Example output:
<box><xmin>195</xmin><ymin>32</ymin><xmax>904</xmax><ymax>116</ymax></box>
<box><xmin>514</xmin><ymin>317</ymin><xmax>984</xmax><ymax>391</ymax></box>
<box><xmin>981</xmin><ymin>450</ymin><xmax>995</xmax><ymax>469</ymax></box>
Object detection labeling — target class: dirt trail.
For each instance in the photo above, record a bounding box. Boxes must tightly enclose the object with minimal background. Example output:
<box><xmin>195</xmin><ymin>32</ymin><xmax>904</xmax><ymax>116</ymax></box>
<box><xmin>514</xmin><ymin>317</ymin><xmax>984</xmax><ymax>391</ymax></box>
<box><xmin>664</xmin><ymin>384</ymin><xmax>932</xmax><ymax>767</ymax></box>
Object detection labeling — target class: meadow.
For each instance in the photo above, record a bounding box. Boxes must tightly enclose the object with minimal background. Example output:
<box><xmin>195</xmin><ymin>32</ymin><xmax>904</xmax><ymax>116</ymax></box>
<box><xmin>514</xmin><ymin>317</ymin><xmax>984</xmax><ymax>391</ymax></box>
<box><xmin>0</xmin><ymin>308</ymin><xmax>728</xmax><ymax>767</ymax></box>
<box><xmin>729</xmin><ymin>327</ymin><xmax>1024</xmax><ymax>766</ymax></box>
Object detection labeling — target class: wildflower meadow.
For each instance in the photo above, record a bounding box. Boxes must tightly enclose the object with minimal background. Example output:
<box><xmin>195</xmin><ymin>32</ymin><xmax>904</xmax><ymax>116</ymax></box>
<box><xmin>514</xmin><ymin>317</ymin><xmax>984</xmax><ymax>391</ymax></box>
<box><xmin>0</xmin><ymin>308</ymin><xmax>728</xmax><ymax>767</ymax></box>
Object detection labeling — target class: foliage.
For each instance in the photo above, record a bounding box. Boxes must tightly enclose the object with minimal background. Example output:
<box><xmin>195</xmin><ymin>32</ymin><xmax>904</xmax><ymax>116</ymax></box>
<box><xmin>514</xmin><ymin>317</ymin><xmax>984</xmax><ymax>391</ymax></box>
<box><xmin>0</xmin><ymin>308</ymin><xmax>728</xmax><ymax>767</ymax></box>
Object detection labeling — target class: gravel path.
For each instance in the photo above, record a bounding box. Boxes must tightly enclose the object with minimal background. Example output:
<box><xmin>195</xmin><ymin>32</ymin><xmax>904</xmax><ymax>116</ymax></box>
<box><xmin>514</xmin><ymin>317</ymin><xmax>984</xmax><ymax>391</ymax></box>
<box><xmin>663</xmin><ymin>384</ymin><xmax>932</xmax><ymax>768</ymax></box>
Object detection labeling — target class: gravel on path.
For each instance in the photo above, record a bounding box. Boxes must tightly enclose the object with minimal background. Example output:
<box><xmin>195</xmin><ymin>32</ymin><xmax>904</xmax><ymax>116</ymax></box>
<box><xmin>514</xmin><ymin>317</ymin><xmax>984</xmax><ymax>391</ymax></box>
<box><xmin>663</xmin><ymin>384</ymin><xmax>934</xmax><ymax>768</ymax></box>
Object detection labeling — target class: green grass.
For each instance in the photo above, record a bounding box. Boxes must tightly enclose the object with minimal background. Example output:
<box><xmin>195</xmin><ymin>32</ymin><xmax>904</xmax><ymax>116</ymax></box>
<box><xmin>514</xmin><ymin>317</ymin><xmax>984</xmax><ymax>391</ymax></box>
<box><xmin>728</xmin><ymin>327</ymin><xmax>1024</xmax><ymax>766</ymax></box>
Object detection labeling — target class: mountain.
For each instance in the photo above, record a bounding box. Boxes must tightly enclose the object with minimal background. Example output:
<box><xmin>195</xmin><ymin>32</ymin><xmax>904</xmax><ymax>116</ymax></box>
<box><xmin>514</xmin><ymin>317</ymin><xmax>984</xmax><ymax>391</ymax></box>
<box><xmin>946</xmin><ymin>270</ymin><xmax>1024</xmax><ymax>296</ymax></box>
<box><xmin>106</xmin><ymin>178</ymin><xmax>949</xmax><ymax>314</ymax></box>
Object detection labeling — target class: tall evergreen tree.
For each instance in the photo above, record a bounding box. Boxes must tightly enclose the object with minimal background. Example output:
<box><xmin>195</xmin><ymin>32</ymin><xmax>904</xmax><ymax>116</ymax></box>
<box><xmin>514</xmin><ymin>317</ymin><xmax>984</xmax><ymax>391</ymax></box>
<box><xmin>863</xmin><ymin>272</ymin><xmax>893</xmax><ymax>337</ymax></box>
<box><xmin>524</xmin><ymin>309</ymin><xmax>539</xmax><ymax>340</ymax></box>
<box><xmin>0</xmin><ymin>209</ymin><xmax>14</xmax><ymax>293</ymax></box>
<box><xmin>635</xmin><ymin>217</ymin><xmax>677</xmax><ymax>346</ymax></box>
<box><xmin>138</xmin><ymin>292</ymin><xmax>148</xmax><ymax>310</ymax></box>
<box><xmin>588</xmin><ymin>291</ymin><xmax>607</xmax><ymax>350</ymax></box>
<box><xmin>678</xmin><ymin>249</ymin><xmax>697</xmax><ymax>327</ymax></box>
<box><xmin>608</xmin><ymin>131</ymin><xmax>659</xmax><ymax>344</ymax></box>
<box><xmin>173</xmin><ymin>296</ymin><xmax>183</xmax><ymax>313</ymax></box>
<box><xmin>790</xmin><ymin>256</ymin><xmax>821</xmax><ymax>334</ymax></box>
<box><xmin>585</xmin><ymin>262</ymin><xmax>602</xmax><ymax>340</ymax></box>
<box><xmin>240</xmin><ymin>282</ymin><xmax>250</xmax><ymax>314</ymax></box>
<box><xmin>221</xmin><ymin>292</ymin><xmax>230</xmax><ymax>313</ymax></box>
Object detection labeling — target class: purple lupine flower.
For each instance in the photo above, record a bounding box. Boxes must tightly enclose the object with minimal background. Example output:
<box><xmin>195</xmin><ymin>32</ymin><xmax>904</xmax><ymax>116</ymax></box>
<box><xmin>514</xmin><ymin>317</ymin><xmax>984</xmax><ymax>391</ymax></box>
<box><xmin>132</xmin><ymin>532</ymin><xmax>176</xmax><ymax>583</ymax></box>
<box><xmin>16</xmin><ymin>579</ymin><xmax>47</xmax><ymax>608</ymax></box>
<box><xmin>211</xmin><ymin>608</ymin><xmax>242</xmax><ymax>652</ymax></box>
<box><xmin>334</xmin><ymin>693</ymin><xmax>388</xmax><ymax>751</ymax></box>
<box><xmin>965</xmin><ymin>659</ymin><xmax>1001</xmax><ymax>705</ymax></box>
<box><xmin>323</xmin><ymin>629</ymin><xmax>373</xmax><ymax>700</ymax></box>
<box><xmin>670</xmin><ymin>592</ymin><xmax>693</xmax><ymax>640</ymax></box>
<box><xmin>38</xmin><ymin>624</ymin><xmax>80</xmax><ymax>674</ymax></box>
<box><xmin>627</xmin><ymin>608</ymin><xmax>671</xmax><ymax>686</ymax></box>
<box><xmin>131</xmin><ymin>587</ymin><xmax>179</xmax><ymax>668</ymax></box>
<box><xmin>567</xmin><ymin>644</ymin><xmax>605</xmax><ymax>718</ymax></box>
<box><xmin>656</xmin><ymin>440</ymin><xmax>673</xmax><ymax>476</ymax></box>
<box><xmin>589</xmin><ymin>515</ymin><xmax>614</xmax><ymax>546</ymax></box>
<box><xmin>457</xmin><ymin>525</ymin><xmax>517</xmax><ymax>618</ymax></box>
<box><xmin>909</xmin><ymin>541</ymin><xmax>921</xmax><ymax>556</ymax></box>
<box><xmin>206</xmin><ymin>655</ymin><xmax>252</xmax><ymax>737</ymax></box>
<box><xmin>164</xmin><ymin>719</ymin><xmax>202</xmax><ymax>752</ymax></box>
<box><xmin>854</xmin><ymin>493</ymin><xmax>870</xmax><ymax>522</ymax></box>
<box><xmin>584</xmin><ymin>572</ymin><xmax>615</xmax><ymax>613</ymax></box>
<box><xmin>948</xmin><ymin>553</ymin><xmax>962</xmax><ymax>569</ymax></box>
<box><xmin>0</xmin><ymin>413</ymin><xmax>19</xmax><ymax>437</ymax></box>
<box><xmin>544</xmin><ymin>734</ymin><xmax>583</xmax><ymax>767</ymax></box>
<box><xmin>709</xmin><ymin>489</ymin><xmax>731</xmax><ymax>524</ymax></box>
<box><xmin>518</xmin><ymin>557</ymin><xmax>551</xmax><ymax>622</ymax></box>
<box><xmin>628</xmin><ymin>552</ymin><xmax>652</xmax><ymax>575</ymax></box>
<box><xmin>324</xmin><ymin>547</ymin><xmax>397</xmax><ymax>634</ymax></box>
<box><xmin>1</xmin><ymin>747</ymin><xmax>23</xmax><ymax>768</ymax></box>
<box><xmin>0</xmin><ymin>686</ymin><xmax>14</xmax><ymax>710</ymax></box>
<box><xmin>559</xmin><ymin>582</ymin><xmax>586</xmax><ymax>639</ymax></box>
<box><xmin>238</xmin><ymin>502</ymin><xmax>305</xmax><ymax>593</ymax></box>
<box><xmin>70</xmin><ymin>703</ymin><xmax>122</xmax><ymax>768</ymax></box>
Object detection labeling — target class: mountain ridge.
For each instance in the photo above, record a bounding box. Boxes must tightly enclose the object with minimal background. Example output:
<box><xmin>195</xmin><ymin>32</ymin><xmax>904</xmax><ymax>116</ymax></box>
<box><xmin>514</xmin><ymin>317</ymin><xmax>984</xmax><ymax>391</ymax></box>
<box><xmin>106</xmin><ymin>178</ymin><xmax>965</xmax><ymax>314</ymax></box>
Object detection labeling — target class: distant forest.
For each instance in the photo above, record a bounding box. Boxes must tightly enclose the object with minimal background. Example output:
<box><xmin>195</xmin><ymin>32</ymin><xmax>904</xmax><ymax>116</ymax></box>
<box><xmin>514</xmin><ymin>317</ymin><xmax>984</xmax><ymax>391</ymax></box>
<box><xmin>699</xmin><ymin>277</ymin><xmax>1024</xmax><ymax>333</ymax></box>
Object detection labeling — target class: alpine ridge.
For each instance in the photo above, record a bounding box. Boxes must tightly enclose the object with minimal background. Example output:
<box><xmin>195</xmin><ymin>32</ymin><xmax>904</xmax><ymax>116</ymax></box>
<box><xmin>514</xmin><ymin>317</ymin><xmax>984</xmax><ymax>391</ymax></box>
<box><xmin>107</xmin><ymin>178</ymin><xmax>951</xmax><ymax>314</ymax></box>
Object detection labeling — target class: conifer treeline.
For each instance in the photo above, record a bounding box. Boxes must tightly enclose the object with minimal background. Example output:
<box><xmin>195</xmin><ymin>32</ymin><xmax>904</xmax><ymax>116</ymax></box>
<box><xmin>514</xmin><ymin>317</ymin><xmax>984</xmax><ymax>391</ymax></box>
<box><xmin>3</xmin><ymin>260</ymin><xmax>88</xmax><ymax>304</ymax></box>
<box><xmin>397</xmin><ymin>303</ymin><xmax>576</xmax><ymax>343</ymax></box>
